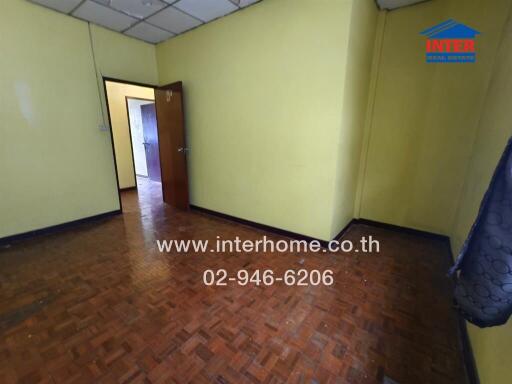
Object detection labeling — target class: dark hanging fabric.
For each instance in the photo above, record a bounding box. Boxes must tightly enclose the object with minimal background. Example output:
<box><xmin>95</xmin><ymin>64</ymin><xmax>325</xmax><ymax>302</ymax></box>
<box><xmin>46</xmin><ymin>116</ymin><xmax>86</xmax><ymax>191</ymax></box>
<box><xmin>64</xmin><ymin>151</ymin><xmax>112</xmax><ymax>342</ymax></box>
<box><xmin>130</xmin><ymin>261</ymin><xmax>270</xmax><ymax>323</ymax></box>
<box><xmin>450</xmin><ymin>137</ymin><xmax>512</xmax><ymax>327</ymax></box>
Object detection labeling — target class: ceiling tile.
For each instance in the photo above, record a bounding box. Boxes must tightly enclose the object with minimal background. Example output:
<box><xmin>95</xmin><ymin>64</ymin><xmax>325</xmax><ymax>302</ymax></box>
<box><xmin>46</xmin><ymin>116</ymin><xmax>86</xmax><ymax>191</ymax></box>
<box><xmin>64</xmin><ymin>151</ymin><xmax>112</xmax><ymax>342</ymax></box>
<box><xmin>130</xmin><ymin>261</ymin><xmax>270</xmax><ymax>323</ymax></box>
<box><xmin>30</xmin><ymin>0</ymin><xmax>264</xmax><ymax>43</ymax></box>
<box><xmin>73</xmin><ymin>1</ymin><xmax>138</xmax><ymax>31</ymax></box>
<box><xmin>104</xmin><ymin>0</ymin><xmax>167</xmax><ymax>19</ymax></box>
<box><xmin>125</xmin><ymin>22</ymin><xmax>174</xmax><ymax>43</ymax></box>
<box><xmin>239</xmin><ymin>0</ymin><xmax>260</xmax><ymax>7</ymax></box>
<box><xmin>147</xmin><ymin>6</ymin><xmax>202</xmax><ymax>34</ymax></box>
<box><xmin>29</xmin><ymin>0</ymin><xmax>83</xmax><ymax>14</ymax></box>
<box><xmin>174</xmin><ymin>0</ymin><xmax>238</xmax><ymax>22</ymax></box>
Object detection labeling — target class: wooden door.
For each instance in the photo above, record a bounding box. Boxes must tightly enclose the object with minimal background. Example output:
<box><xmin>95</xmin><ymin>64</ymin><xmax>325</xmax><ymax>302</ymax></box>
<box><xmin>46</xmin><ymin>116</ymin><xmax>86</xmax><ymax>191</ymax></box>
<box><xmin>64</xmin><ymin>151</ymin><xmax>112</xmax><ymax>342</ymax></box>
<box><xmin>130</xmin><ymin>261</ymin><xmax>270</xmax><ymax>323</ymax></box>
<box><xmin>140</xmin><ymin>103</ymin><xmax>161</xmax><ymax>183</ymax></box>
<box><xmin>154</xmin><ymin>82</ymin><xmax>189</xmax><ymax>209</ymax></box>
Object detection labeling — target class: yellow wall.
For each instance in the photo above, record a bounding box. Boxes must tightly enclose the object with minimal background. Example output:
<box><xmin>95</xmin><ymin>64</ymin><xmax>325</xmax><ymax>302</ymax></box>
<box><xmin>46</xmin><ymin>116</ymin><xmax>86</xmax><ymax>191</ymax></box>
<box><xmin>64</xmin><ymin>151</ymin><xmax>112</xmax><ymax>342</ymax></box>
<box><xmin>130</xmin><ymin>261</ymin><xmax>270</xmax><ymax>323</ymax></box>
<box><xmin>3</xmin><ymin>0</ymin><xmax>512</xmax><ymax>381</ymax></box>
<box><xmin>0</xmin><ymin>0</ymin><xmax>157</xmax><ymax>238</ymax></box>
<box><xmin>156</xmin><ymin>0</ymin><xmax>357</xmax><ymax>240</ymax></box>
<box><xmin>105</xmin><ymin>82</ymin><xmax>154</xmax><ymax>189</ymax></box>
<box><xmin>352</xmin><ymin>1</ymin><xmax>512</xmax><ymax>381</ymax></box>
<box><xmin>356</xmin><ymin>0</ymin><xmax>510</xmax><ymax>235</ymax></box>
<box><xmin>90</xmin><ymin>24</ymin><xmax>158</xmax><ymax>86</ymax></box>
<box><xmin>450</xmin><ymin>5</ymin><xmax>512</xmax><ymax>383</ymax></box>
<box><xmin>89</xmin><ymin>24</ymin><xmax>158</xmax><ymax>128</ymax></box>
<box><xmin>1</xmin><ymin>0</ymin><xmax>376</xmax><ymax>241</ymax></box>
<box><xmin>330</xmin><ymin>0</ymin><xmax>379</xmax><ymax>238</ymax></box>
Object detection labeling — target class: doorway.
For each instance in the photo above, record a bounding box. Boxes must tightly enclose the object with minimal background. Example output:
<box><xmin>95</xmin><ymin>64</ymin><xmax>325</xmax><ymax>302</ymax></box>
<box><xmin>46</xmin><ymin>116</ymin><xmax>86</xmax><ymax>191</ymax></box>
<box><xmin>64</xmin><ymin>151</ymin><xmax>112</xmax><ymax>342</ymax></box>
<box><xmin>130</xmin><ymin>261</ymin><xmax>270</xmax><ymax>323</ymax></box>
<box><xmin>103</xmin><ymin>77</ymin><xmax>190</xmax><ymax>211</ymax></box>
<box><xmin>126</xmin><ymin>97</ymin><xmax>161</xmax><ymax>183</ymax></box>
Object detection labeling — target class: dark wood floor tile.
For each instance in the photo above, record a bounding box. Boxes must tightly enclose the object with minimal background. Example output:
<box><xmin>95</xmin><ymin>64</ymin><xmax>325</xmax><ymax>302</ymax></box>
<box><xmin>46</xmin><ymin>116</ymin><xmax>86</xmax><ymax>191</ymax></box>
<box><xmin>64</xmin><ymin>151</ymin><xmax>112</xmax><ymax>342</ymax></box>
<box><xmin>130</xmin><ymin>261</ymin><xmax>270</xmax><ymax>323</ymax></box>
<box><xmin>0</xmin><ymin>177</ymin><xmax>467</xmax><ymax>383</ymax></box>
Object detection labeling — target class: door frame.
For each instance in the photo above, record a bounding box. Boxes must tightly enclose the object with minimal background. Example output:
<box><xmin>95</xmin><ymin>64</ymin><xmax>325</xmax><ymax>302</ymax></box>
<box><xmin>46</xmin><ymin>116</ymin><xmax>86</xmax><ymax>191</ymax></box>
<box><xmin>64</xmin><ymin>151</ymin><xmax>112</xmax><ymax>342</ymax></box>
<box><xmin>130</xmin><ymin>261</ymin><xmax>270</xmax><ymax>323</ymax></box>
<box><xmin>125</xmin><ymin>96</ymin><xmax>155</xmax><ymax>183</ymax></box>
<box><xmin>102</xmin><ymin>77</ymin><xmax>157</xmax><ymax>212</ymax></box>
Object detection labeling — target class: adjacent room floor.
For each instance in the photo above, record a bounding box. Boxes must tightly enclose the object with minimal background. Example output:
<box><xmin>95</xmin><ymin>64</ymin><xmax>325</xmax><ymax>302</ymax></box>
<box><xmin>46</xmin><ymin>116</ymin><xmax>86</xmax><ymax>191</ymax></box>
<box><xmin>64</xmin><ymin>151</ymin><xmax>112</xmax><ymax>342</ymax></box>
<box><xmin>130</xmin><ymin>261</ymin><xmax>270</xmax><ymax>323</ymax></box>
<box><xmin>0</xmin><ymin>179</ymin><xmax>467</xmax><ymax>384</ymax></box>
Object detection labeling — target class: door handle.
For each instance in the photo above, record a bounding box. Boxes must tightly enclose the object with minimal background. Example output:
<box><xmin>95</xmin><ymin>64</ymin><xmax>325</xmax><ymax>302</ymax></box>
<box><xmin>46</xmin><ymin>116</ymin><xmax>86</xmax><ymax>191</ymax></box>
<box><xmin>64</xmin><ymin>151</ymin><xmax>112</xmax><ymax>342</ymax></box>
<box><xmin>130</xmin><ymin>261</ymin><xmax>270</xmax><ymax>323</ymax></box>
<box><xmin>177</xmin><ymin>147</ymin><xmax>189</xmax><ymax>153</ymax></box>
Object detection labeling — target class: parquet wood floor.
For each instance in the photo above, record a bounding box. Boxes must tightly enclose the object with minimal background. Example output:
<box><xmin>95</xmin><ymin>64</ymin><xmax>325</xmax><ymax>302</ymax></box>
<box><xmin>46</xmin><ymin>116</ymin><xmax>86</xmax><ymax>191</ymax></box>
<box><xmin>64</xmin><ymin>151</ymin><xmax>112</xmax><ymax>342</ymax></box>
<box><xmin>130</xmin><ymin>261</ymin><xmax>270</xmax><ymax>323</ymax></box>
<box><xmin>0</xmin><ymin>178</ymin><xmax>467</xmax><ymax>383</ymax></box>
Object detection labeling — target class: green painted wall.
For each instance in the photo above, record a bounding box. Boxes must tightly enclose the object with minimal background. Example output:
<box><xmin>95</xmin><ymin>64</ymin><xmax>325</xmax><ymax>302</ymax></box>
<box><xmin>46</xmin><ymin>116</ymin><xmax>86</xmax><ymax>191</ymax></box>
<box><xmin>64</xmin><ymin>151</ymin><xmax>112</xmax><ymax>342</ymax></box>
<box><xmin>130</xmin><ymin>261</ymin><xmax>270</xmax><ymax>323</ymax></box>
<box><xmin>0</xmin><ymin>0</ymin><xmax>157</xmax><ymax>238</ymax></box>
<box><xmin>156</xmin><ymin>0</ymin><xmax>360</xmax><ymax>241</ymax></box>
<box><xmin>356</xmin><ymin>0</ymin><xmax>509</xmax><ymax>235</ymax></box>
<box><xmin>450</xmin><ymin>5</ymin><xmax>512</xmax><ymax>383</ymax></box>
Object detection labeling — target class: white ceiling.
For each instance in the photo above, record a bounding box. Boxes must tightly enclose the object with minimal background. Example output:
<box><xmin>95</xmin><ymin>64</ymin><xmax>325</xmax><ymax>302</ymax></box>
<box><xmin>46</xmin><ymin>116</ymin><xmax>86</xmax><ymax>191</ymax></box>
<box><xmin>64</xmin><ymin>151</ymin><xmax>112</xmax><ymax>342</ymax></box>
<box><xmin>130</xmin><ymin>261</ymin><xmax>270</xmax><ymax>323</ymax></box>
<box><xmin>28</xmin><ymin>0</ymin><xmax>261</xmax><ymax>44</ymax></box>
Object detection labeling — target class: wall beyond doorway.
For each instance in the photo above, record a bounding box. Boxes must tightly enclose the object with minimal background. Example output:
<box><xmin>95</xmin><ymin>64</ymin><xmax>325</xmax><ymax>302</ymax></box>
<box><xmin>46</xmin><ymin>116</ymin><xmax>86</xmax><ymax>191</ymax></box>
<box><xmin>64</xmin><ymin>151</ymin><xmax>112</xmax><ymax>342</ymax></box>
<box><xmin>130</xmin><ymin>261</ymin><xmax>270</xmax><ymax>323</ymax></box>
<box><xmin>105</xmin><ymin>81</ymin><xmax>155</xmax><ymax>190</ymax></box>
<box><xmin>127</xmin><ymin>98</ymin><xmax>154</xmax><ymax>178</ymax></box>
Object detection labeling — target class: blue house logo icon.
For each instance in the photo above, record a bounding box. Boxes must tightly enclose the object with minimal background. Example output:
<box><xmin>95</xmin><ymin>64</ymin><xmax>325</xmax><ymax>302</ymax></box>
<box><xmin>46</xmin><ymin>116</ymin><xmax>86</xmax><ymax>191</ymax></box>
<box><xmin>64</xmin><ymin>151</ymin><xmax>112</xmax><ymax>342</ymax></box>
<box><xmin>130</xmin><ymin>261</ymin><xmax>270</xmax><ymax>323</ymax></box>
<box><xmin>420</xmin><ymin>20</ymin><xmax>480</xmax><ymax>63</ymax></box>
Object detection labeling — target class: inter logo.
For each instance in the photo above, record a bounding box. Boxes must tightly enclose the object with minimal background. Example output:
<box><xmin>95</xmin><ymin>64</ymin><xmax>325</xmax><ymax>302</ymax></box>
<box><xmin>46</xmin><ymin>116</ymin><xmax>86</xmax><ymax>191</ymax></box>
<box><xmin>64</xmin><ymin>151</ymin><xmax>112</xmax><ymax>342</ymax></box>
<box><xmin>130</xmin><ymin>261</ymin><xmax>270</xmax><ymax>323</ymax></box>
<box><xmin>420</xmin><ymin>19</ymin><xmax>480</xmax><ymax>63</ymax></box>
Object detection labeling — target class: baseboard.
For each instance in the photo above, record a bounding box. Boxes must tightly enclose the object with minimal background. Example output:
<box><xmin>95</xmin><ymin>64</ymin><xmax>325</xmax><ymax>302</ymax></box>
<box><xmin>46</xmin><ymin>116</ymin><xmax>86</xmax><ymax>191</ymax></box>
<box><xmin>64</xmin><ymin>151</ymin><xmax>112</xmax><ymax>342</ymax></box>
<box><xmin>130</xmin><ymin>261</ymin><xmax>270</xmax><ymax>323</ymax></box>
<box><xmin>189</xmin><ymin>208</ymin><xmax>449</xmax><ymax>248</ymax></box>
<box><xmin>120</xmin><ymin>186</ymin><xmax>137</xmax><ymax>191</ymax></box>
<box><xmin>355</xmin><ymin>218</ymin><xmax>450</xmax><ymax>242</ymax></box>
<box><xmin>190</xmin><ymin>205</ymin><xmax>345</xmax><ymax>248</ymax></box>
<box><xmin>0</xmin><ymin>210</ymin><xmax>121</xmax><ymax>247</ymax></box>
<box><xmin>332</xmin><ymin>219</ymin><xmax>357</xmax><ymax>241</ymax></box>
<box><xmin>457</xmin><ymin>316</ymin><xmax>480</xmax><ymax>384</ymax></box>
<box><xmin>444</xmin><ymin>242</ymin><xmax>481</xmax><ymax>384</ymax></box>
